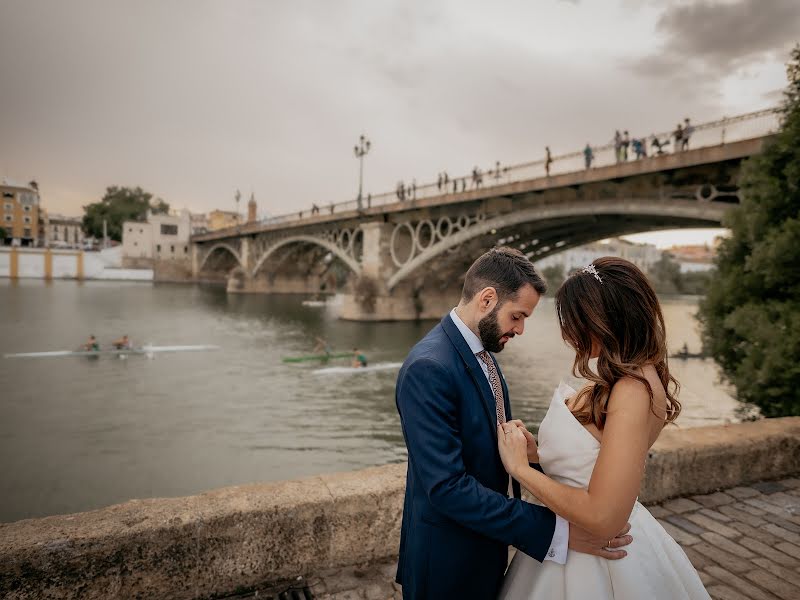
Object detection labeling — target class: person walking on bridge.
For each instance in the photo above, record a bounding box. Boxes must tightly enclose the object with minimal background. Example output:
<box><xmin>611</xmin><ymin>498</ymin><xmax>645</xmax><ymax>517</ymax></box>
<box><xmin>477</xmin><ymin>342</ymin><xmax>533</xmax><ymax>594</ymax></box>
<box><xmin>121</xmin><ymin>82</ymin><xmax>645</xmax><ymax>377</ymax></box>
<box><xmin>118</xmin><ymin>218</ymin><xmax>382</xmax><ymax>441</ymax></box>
<box><xmin>673</xmin><ymin>123</ymin><xmax>684</xmax><ymax>152</ymax></box>
<box><xmin>583</xmin><ymin>143</ymin><xmax>594</xmax><ymax>169</ymax></box>
<box><xmin>545</xmin><ymin>147</ymin><xmax>553</xmax><ymax>176</ymax></box>
<box><xmin>621</xmin><ymin>131</ymin><xmax>630</xmax><ymax>161</ymax></box>
<box><xmin>613</xmin><ymin>130</ymin><xmax>622</xmax><ymax>163</ymax></box>
<box><xmin>682</xmin><ymin>118</ymin><xmax>694</xmax><ymax>150</ymax></box>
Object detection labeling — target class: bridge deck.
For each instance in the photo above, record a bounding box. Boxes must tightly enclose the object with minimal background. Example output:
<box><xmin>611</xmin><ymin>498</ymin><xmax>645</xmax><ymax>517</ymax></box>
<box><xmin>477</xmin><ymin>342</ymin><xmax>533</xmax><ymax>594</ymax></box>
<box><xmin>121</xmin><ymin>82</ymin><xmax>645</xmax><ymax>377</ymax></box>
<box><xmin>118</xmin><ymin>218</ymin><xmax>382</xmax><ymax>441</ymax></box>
<box><xmin>193</xmin><ymin>135</ymin><xmax>772</xmax><ymax>243</ymax></box>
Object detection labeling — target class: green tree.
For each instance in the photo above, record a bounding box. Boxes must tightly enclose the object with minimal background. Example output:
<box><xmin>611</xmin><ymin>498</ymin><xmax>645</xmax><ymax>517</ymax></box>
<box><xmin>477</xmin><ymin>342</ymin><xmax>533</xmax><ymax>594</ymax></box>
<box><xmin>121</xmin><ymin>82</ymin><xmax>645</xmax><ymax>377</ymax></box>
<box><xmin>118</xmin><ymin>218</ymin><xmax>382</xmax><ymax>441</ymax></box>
<box><xmin>541</xmin><ymin>264</ymin><xmax>566</xmax><ymax>291</ymax></box>
<box><xmin>698</xmin><ymin>45</ymin><xmax>800</xmax><ymax>417</ymax></box>
<box><xmin>0</xmin><ymin>226</ymin><xmax>6</xmax><ymax>240</ymax></box>
<box><xmin>648</xmin><ymin>253</ymin><xmax>682</xmax><ymax>294</ymax></box>
<box><xmin>82</xmin><ymin>186</ymin><xmax>169</xmax><ymax>242</ymax></box>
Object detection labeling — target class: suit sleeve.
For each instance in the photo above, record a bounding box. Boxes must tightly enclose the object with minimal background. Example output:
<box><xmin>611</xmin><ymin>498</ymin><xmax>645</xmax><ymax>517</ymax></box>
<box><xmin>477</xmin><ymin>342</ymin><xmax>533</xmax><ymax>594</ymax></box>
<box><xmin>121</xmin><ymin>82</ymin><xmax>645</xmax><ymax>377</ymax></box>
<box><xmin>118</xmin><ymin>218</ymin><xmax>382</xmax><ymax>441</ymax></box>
<box><xmin>397</xmin><ymin>357</ymin><xmax>556</xmax><ymax>561</ymax></box>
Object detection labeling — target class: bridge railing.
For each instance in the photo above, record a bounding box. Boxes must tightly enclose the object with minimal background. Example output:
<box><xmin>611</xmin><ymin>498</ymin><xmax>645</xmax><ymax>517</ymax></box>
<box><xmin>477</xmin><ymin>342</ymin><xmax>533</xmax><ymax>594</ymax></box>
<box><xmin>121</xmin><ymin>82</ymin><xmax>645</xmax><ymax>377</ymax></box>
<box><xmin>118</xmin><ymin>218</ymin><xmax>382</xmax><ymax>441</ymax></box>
<box><xmin>249</xmin><ymin>106</ymin><xmax>782</xmax><ymax>229</ymax></box>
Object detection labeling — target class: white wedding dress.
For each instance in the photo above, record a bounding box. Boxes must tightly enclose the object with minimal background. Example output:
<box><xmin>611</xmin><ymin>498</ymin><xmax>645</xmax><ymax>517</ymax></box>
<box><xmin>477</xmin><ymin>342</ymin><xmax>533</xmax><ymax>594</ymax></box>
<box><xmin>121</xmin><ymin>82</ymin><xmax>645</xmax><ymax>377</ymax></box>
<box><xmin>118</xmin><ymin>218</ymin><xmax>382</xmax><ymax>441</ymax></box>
<box><xmin>500</xmin><ymin>382</ymin><xmax>710</xmax><ymax>599</ymax></box>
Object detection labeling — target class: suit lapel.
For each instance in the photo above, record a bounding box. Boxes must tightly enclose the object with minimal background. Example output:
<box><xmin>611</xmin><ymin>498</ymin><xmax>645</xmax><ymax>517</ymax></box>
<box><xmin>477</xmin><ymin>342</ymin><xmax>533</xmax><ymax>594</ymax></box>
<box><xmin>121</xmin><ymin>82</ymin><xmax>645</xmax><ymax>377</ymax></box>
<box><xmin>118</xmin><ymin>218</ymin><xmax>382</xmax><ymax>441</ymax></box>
<box><xmin>440</xmin><ymin>315</ymin><xmax>498</xmax><ymax>434</ymax></box>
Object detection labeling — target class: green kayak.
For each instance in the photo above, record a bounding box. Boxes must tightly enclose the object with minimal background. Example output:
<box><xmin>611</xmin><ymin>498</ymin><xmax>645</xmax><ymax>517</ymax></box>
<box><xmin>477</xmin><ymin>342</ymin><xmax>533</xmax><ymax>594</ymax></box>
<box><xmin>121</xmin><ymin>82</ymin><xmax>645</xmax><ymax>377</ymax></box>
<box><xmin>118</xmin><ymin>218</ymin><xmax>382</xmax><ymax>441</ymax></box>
<box><xmin>282</xmin><ymin>352</ymin><xmax>352</xmax><ymax>363</ymax></box>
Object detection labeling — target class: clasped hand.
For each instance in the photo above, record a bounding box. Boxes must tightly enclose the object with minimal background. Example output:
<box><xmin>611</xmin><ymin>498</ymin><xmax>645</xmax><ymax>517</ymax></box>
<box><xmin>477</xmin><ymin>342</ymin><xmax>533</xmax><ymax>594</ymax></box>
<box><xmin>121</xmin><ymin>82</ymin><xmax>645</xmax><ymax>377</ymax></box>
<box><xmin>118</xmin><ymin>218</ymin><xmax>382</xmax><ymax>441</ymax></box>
<box><xmin>497</xmin><ymin>419</ymin><xmax>538</xmax><ymax>475</ymax></box>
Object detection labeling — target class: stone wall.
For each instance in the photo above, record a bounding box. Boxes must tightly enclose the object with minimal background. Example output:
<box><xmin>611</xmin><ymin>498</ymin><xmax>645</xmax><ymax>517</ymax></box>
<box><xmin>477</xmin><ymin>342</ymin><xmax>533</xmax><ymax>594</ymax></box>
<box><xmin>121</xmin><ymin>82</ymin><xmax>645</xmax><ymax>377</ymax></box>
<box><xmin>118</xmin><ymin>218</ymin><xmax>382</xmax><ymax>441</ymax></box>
<box><xmin>1</xmin><ymin>417</ymin><xmax>798</xmax><ymax>599</ymax></box>
<box><xmin>153</xmin><ymin>258</ymin><xmax>193</xmax><ymax>282</ymax></box>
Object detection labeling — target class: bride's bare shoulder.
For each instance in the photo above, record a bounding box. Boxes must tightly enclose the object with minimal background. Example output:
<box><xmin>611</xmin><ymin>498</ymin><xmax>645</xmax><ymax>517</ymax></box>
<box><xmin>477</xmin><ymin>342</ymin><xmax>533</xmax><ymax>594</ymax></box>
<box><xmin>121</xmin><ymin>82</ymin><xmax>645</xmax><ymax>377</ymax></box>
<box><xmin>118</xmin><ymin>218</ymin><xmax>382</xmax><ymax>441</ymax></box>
<box><xmin>609</xmin><ymin>369</ymin><xmax>666</xmax><ymax>407</ymax></box>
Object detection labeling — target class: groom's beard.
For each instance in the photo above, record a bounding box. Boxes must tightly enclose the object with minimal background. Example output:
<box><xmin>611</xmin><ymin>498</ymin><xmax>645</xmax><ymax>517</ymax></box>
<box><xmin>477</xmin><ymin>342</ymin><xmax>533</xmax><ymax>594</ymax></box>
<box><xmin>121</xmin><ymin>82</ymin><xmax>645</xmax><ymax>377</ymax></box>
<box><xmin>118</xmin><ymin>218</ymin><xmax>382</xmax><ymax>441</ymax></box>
<box><xmin>478</xmin><ymin>306</ymin><xmax>515</xmax><ymax>353</ymax></box>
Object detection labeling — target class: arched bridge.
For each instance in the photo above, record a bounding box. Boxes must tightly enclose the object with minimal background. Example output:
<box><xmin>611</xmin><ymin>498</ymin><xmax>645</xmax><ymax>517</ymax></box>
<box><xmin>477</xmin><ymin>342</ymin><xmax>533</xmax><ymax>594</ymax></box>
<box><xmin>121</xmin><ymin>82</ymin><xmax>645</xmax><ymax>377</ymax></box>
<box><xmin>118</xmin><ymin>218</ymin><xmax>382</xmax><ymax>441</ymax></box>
<box><xmin>191</xmin><ymin>108</ymin><xmax>779</xmax><ymax>320</ymax></box>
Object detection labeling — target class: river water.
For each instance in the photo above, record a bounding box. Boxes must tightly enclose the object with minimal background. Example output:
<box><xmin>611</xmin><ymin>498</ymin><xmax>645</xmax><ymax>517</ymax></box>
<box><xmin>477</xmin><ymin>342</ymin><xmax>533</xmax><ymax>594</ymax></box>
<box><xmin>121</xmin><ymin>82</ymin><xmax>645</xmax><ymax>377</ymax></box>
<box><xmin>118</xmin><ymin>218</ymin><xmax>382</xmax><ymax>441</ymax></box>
<box><xmin>0</xmin><ymin>280</ymin><xmax>747</xmax><ymax>522</ymax></box>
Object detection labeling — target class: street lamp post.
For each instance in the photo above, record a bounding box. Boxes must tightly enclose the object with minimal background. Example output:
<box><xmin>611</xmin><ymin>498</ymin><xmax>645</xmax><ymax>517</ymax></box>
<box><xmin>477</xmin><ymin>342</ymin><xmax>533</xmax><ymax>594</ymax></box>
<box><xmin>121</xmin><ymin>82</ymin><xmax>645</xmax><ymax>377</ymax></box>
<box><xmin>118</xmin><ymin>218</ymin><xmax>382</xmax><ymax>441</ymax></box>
<box><xmin>354</xmin><ymin>134</ymin><xmax>371</xmax><ymax>211</ymax></box>
<box><xmin>234</xmin><ymin>189</ymin><xmax>241</xmax><ymax>231</ymax></box>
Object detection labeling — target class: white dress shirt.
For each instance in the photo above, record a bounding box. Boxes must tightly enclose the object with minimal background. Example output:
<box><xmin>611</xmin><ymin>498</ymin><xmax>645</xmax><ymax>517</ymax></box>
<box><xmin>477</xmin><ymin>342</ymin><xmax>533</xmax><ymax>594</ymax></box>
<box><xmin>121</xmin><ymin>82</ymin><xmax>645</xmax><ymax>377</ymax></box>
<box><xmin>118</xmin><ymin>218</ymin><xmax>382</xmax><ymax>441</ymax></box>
<box><xmin>449</xmin><ymin>308</ymin><xmax>569</xmax><ymax>564</ymax></box>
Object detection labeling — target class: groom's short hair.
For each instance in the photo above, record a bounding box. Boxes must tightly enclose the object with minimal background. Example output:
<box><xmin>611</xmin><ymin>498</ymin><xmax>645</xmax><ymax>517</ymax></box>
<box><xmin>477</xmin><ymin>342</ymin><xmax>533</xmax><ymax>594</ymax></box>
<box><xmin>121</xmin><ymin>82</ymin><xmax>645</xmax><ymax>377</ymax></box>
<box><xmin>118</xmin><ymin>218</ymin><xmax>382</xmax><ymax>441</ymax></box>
<box><xmin>461</xmin><ymin>247</ymin><xmax>547</xmax><ymax>302</ymax></box>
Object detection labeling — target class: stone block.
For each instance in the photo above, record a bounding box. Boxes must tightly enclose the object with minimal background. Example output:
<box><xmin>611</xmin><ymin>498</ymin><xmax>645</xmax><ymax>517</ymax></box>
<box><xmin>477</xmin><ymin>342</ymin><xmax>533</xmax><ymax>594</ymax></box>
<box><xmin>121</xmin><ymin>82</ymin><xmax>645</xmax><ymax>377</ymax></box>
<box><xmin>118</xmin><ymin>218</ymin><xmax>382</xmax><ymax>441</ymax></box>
<box><xmin>662</xmin><ymin>498</ymin><xmax>703</xmax><ymax>514</ymax></box>
<box><xmin>704</xmin><ymin>566</ymin><xmax>780</xmax><ymax>600</ymax></box>
<box><xmin>691</xmin><ymin>542</ymin><xmax>753</xmax><ymax>574</ymax></box>
<box><xmin>684</xmin><ymin>514</ymin><xmax>741</xmax><ymax>538</ymax></box>
<box><xmin>691</xmin><ymin>492</ymin><xmax>735</xmax><ymax>508</ymax></box>
<box><xmin>698</xmin><ymin>532</ymin><xmax>753</xmax><ymax>559</ymax></box>
<box><xmin>706</xmin><ymin>584</ymin><xmax>750</xmax><ymax>600</ymax></box>
<box><xmin>744</xmin><ymin>568</ymin><xmax>799</xmax><ymax>600</ymax></box>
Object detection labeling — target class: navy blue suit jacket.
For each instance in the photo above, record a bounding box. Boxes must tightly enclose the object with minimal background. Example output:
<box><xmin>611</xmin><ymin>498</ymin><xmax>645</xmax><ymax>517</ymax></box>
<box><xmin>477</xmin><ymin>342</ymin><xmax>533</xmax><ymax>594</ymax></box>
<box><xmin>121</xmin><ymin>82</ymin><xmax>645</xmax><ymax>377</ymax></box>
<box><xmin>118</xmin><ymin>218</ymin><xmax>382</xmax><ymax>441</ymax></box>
<box><xmin>395</xmin><ymin>314</ymin><xmax>556</xmax><ymax>600</ymax></box>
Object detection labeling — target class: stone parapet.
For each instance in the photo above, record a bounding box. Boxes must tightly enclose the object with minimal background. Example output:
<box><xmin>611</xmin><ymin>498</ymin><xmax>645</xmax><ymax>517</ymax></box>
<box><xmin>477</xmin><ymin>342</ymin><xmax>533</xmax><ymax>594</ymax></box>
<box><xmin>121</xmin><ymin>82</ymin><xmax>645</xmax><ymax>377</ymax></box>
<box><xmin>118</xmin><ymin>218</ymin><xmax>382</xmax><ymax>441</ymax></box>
<box><xmin>640</xmin><ymin>416</ymin><xmax>800</xmax><ymax>503</ymax></box>
<box><xmin>1</xmin><ymin>417</ymin><xmax>798</xmax><ymax>599</ymax></box>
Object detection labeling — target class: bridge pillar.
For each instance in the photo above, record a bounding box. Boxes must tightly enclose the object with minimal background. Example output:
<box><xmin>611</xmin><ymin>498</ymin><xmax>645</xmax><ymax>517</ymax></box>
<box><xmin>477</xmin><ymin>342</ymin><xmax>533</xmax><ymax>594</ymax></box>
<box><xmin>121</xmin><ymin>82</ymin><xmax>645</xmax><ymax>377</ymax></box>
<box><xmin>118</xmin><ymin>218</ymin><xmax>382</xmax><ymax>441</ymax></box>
<box><xmin>190</xmin><ymin>244</ymin><xmax>199</xmax><ymax>278</ymax></box>
<box><xmin>339</xmin><ymin>222</ymin><xmax>456</xmax><ymax>321</ymax></box>
<box><xmin>225</xmin><ymin>237</ymin><xmax>254</xmax><ymax>292</ymax></box>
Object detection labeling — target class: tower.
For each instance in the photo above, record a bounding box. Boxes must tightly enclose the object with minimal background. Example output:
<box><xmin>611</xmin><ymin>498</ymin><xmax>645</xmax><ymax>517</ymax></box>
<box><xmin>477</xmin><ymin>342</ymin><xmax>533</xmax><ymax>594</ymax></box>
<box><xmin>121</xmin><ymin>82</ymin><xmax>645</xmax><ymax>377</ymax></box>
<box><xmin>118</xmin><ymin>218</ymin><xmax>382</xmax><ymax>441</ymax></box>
<box><xmin>248</xmin><ymin>192</ymin><xmax>257</xmax><ymax>223</ymax></box>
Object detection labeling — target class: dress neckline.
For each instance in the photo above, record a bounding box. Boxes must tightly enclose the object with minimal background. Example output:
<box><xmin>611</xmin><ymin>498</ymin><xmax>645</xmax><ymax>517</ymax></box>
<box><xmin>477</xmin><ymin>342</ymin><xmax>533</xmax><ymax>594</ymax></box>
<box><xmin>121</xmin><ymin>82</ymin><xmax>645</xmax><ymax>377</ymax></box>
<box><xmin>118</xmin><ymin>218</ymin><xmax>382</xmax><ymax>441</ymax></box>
<box><xmin>554</xmin><ymin>382</ymin><xmax>601</xmax><ymax>447</ymax></box>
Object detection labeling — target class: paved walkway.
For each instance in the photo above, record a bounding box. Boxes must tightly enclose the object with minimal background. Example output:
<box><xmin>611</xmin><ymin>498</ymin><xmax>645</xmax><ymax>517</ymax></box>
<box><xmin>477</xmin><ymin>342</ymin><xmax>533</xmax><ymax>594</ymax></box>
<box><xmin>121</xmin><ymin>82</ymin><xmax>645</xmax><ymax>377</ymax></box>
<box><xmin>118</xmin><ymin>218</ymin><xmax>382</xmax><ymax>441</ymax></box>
<box><xmin>303</xmin><ymin>477</ymin><xmax>800</xmax><ymax>600</ymax></box>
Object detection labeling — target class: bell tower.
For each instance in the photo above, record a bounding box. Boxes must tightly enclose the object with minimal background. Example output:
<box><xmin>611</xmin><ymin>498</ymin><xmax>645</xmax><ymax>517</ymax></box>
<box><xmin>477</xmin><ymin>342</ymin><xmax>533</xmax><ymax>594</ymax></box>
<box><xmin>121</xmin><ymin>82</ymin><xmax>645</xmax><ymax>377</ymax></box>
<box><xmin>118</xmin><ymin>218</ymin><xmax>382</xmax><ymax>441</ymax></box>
<box><xmin>247</xmin><ymin>192</ymin><xmax>257</xmax><ymax>223</ymax></box>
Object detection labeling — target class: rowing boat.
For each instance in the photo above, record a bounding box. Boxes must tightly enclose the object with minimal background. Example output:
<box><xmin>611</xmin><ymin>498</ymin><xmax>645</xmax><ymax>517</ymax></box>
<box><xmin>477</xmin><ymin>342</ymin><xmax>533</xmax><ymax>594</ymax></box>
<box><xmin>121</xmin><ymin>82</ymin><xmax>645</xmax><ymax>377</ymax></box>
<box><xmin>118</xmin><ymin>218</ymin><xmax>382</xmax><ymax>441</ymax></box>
<box><xmin>282</xmin><ymin>352</ymin><xmax>352</xmax><ymax>363</ymax></box>
<box><xmin>313</xmin><ymin>362</ymin><xmax>402</xmax><ymax>375</ymax></box>
<box><xmin>4</xmin><ymin>345</ymin><xmax>220</xmax><ymax>358</ymax></box>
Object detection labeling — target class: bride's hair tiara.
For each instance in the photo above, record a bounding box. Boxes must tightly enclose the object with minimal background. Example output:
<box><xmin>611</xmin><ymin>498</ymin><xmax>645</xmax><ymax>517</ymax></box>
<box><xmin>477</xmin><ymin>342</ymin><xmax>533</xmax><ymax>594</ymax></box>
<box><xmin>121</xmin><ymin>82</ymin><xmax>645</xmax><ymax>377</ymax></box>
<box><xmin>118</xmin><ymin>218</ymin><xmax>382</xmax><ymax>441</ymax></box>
<box><xmin>582</xmin><ymin>263</ymin><xmax>603</xmax><ymax>284</ymax></box>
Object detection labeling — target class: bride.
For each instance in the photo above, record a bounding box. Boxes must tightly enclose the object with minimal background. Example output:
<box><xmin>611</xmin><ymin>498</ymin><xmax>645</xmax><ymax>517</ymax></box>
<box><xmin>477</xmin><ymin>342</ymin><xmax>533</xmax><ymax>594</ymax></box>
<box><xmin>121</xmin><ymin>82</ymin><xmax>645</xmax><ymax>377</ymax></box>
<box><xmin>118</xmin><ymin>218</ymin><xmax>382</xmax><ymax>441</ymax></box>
<box><xmin>498</xmin><ymin>257</ymin><xmax>710</xmax><ymax>599</ymax></box>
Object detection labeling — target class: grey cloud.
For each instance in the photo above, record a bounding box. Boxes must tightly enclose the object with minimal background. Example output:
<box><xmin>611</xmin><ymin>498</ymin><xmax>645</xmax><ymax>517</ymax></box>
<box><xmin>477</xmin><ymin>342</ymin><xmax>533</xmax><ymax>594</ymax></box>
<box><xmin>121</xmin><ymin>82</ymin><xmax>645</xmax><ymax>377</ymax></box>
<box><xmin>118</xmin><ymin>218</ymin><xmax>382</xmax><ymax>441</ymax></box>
<box><xmin>0</xmin><ymin>0</ymin><xmax>790</xmax><ymax>218</ymax></box>
<box><xmin>631</xmin><ymin>0</ymin><xmax>800</xmax><ymax>78</ymax></box>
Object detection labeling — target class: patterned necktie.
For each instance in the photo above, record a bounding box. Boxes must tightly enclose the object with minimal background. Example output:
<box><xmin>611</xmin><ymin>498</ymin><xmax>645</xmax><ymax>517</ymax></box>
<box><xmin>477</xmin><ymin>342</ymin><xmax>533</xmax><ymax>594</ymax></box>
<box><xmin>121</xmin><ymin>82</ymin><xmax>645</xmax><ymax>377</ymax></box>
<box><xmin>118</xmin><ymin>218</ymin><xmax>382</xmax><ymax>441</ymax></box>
<box><xmin>476</xmin><ymin>350</ymin><xmax>506</xmax><ymax>425</ymax></box>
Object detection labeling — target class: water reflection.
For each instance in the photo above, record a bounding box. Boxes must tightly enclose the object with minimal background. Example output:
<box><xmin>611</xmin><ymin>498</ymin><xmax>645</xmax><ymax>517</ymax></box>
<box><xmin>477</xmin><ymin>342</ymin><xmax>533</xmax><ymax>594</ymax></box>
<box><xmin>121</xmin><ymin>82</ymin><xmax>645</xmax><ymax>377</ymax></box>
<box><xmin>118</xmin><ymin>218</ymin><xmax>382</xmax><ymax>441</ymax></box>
<box><xmin>0</xmin><ymin>280</ymin><xmax>745</xmax><ymax>522</ymax></box>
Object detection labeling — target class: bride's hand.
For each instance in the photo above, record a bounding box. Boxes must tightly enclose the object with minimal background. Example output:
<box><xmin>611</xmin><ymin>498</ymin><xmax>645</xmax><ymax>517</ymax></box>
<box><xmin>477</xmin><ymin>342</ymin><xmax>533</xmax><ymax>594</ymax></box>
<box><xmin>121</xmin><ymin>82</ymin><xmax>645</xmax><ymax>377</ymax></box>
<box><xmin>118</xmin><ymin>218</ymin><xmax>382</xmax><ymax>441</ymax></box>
<box><xmin>497</xmin><ymin>423</ymin><xmax>530</xmax><ymax>478</ymax></box>
<box><xmin>506</xmin><ymin>419</ymin><xmax>539</xmax><ymax>463</ymax></box>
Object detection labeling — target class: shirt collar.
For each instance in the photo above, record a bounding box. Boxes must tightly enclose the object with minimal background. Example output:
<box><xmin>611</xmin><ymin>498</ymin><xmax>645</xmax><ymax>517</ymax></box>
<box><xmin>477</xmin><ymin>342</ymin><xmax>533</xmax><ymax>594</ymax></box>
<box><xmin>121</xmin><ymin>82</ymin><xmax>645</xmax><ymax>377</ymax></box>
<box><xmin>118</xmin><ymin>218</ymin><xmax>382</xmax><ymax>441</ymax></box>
<box><xmin>449</xmin><ymin>307</ymin><xmax>485</xmax><ymax>355</ymax></box>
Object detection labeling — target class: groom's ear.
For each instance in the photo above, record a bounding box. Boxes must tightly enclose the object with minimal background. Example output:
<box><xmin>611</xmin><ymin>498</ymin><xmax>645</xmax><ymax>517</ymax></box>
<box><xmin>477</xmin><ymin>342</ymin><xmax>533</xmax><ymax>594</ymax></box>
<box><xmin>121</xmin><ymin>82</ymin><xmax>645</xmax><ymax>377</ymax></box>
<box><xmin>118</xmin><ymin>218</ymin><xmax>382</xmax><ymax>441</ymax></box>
<box><xmin>477</xmin><ymin>286</ymin><xmax>498</xmax><ymax>312</ymax></box>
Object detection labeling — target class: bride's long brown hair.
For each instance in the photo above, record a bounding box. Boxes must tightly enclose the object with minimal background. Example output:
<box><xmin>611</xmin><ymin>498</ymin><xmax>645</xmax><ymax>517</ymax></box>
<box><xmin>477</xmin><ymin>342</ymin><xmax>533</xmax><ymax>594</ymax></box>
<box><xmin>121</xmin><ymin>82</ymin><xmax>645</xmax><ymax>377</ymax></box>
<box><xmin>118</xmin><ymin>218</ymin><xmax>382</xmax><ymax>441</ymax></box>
<box><xmin>554</xmin><ymin>256</ymin><xmax>680</xmax><ymax>429</ymax></box>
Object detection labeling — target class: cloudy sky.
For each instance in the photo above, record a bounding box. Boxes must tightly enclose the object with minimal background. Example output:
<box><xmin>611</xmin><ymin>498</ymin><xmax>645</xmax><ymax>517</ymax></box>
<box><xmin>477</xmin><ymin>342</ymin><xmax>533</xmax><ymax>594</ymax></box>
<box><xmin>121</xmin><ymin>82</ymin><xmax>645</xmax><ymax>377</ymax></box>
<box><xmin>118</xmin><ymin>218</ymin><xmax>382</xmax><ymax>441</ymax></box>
<box><xmin>1</xmin><ymin>0</ymin><xmax>797</xmax><ymax>246</ymax></box>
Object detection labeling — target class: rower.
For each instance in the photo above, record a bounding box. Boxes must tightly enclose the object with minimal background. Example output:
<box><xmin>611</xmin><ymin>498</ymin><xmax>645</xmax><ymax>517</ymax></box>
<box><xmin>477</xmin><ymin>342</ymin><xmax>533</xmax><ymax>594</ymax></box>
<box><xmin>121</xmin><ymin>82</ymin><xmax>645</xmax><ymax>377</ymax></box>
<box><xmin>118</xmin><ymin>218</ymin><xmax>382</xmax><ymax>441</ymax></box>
<box><xmin>351</xmin><ymin>348</ymin><xmax>368</xmax><ymax>368</ymax></box>
<box><xmin>313</xmin><ymin>336</ymin><xmax>331</xmax><ymax>355</ymax></box>
<box><xmin>82</xmin><ymin>335</ymin><xmax>100</xmax><ymax>352</ymax></box>
<box><xmin>112</xmin><ymin>335</ymin><xmax>132</xmax><ymax>350</ymax></box>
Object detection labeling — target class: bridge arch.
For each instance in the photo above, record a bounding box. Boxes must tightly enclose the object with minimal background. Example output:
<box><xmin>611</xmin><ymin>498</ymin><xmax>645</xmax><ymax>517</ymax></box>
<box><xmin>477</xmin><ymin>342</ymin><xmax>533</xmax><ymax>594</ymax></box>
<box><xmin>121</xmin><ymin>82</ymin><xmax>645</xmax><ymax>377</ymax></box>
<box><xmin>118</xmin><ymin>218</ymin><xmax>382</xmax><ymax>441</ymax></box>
<box><xmin>197</xmin><ymin>242</ymin><xmax>244</xmax><ymax>273</ymax></box>
<box><xmin>251</xmin><ymin>235</ymin><xmax>361</xmax><ymax>278</ymax></box>
<box><xmin>386</xmin><ymin>199</ymin><xmax>728</xmax><ymax>290</ymax></box>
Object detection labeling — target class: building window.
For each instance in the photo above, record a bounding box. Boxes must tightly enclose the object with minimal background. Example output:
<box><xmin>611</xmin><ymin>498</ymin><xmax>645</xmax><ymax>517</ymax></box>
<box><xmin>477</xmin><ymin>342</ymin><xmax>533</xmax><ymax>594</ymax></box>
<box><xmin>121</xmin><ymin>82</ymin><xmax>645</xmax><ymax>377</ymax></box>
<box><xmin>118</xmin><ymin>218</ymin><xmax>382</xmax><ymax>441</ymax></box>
<box><xmin>160</xmin><ymin>224</ymin><xmax>178</xmax><ymax>235</ymax></box>
<box><xmin>139</xmin><ymin>228</ymin><xmax>143</xmax><ymax>233</ymax></box>
<box><xmin>23</xmin><ymin>205</ymin><xmax>31</xmax><ymax>212</ymax></box>
<box><xmin>3</xmin><ymin>203</ymin><xmax>11</xmax><ymax>212</ymax></box>
<box><xmin>128</xmin><ymin>227</ymin><xmax>132</xmax><ymax>233</ymax></box>
<box><xmin>156</xmin><ymin>244</ymin><xmax>161</xmax><ymax>252</ymax></box>
<box><xmin>4</xmin><ymin>215</ymin><xmax>12</xmax><ymax>222</ymax></box>
<box><xmin>23</xmin><ymin>216</ymin><xmax>31</xmax><ymax>224</ymax></box>
<box><xmin>184</xmin><ymin>246</ymin><xmax>188</xmax><ymax>254</ymax></box>
<box><xmin>2</xmin><ymin>192</ymin><xmax>13</xmax><ymax>199</ymax></box>
<box><xmin>170</xmin><ymin>245</ymin><xmax>175</xmax><ymax>253</ymax></box>
<box><xmin>23</xmin><ymin>228</ymin><xmax>31</xmax><ymax>238</ymax></box>
<box><xmin>134</xmin><ymin>242</ymin><xmax>138</xmax><ymax>247</ymax></box>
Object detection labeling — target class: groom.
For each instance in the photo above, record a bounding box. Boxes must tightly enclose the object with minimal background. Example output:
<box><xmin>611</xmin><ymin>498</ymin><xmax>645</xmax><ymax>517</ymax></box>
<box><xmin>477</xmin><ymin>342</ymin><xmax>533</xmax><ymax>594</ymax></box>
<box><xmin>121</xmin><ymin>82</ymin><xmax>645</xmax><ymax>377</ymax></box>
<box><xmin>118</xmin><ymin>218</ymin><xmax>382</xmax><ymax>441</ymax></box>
<box><xmin>395</xmin><ymin>247</ymin><xmax>631</xmax><ymax>599</ymax></box>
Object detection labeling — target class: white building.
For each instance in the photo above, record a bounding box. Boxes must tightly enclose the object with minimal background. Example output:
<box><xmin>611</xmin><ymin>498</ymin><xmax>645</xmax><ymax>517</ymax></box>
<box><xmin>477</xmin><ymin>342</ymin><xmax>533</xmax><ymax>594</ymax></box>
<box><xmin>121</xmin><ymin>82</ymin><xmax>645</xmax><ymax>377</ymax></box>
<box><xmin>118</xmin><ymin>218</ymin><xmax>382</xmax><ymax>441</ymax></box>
<box><xmin>190</xmin><ymin>212</ymin><xmax>209</xmax><ymax>235</ymax></box>
<box><xmin>535</xmin><ymin>238</ymin><xmax>663</xmax><ymax>274</ymax></box>
<box><xmin>122</xmin><ymin>210</ymin><xmax>192</xmax><ymax>261</ymax></box>
<box><xmin>45</xmin><ymin>214</ymin><xmax>85</xmax><ymax>248</ymax></box>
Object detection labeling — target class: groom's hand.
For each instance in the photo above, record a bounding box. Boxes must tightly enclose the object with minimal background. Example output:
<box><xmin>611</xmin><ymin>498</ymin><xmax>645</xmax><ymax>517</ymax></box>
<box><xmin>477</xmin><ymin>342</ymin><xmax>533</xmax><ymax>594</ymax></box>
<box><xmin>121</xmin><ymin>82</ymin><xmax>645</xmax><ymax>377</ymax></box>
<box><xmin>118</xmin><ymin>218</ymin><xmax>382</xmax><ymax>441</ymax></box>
<box><xmin>505</xmin><ymin>419</ymin><xmax>538</xmax><ymax>463</ymax></box>
<box><xmin>568</xmin><ymin>522</ymin><xmax>632</xmax><ymax>560</ymax></box>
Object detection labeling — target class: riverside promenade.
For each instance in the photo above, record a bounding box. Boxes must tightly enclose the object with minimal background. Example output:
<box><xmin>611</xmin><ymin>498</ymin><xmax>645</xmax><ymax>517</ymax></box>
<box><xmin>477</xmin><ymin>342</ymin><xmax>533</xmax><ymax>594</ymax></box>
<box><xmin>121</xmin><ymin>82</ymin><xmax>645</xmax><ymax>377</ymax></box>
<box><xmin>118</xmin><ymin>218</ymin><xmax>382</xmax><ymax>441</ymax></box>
<box><xmin>2</xmin><ymin>417</ymin><xmax>799</xmax><ymax>599</ymax></box>
<box><xmin>302</xmin><ymin>477</ymin><xmax>800</xmax><ymax>600</ymax></box>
